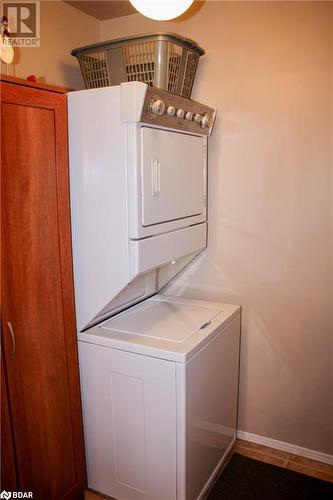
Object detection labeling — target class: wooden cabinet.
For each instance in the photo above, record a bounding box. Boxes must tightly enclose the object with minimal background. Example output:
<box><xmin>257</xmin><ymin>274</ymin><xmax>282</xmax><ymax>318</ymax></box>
<box><xmin>1</xmin><ymin>76</ymin><xmax>86</xmax><ymax>499</ymax></box>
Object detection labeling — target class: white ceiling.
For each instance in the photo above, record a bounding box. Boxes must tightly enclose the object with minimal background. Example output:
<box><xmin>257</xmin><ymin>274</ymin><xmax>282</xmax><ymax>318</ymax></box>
<box><xmin>65</xmin><ymin>1</ymin><xmax>137</xmax><ymax>20</ymax></box>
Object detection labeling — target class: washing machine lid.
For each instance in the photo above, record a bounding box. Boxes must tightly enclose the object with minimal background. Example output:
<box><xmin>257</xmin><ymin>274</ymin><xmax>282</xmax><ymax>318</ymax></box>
<box><xmin>79</xmin><ymin>296</ymin><xmax>240</xmax><ymax>362</ymax></box>
<box><xmin>101</xmin><ymin>296</ymin><xmax>222</xmax><ymax>342</ymax></box>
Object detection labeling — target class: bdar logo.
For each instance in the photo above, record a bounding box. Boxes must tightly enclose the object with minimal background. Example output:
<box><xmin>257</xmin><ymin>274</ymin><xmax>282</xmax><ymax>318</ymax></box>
<box><xmin>0</xmin><ymin>493</ymin><xmax>32</xmax><ymax>499</ymax></box>
<box><xmin>0</xmin><ymin>491</ymin><xmax>12</xmax><ymax>499</ymax></box>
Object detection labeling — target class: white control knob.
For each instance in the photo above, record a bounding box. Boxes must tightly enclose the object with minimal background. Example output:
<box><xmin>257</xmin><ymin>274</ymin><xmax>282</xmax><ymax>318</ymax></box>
<box><xmin>185</xmin><ymin>111</ymin><xmax>193</xmax><ymax>121</ymax></box>
<box><xmin>193</xmin><ymin>113</ymin><xmax>202</xmax><ymax>123</ymax></box>
<box><xmin>176</xmin><ymin>108</ymin><xmax>185</xmax><ymax>119</ymax></box>
<box><xmin>150</xmin><ymin>98</ymin><xmax>165</xmax><ymax>116</ymax></box>
<box><xmin>200</xmin><ymin>112</ymin><xmax>212</xmax><ymax>129</ymax></box>
<box><xmin>167</xmin><ymin>105</ymin><xmax>176</xmax><ymax>116</ymax></box>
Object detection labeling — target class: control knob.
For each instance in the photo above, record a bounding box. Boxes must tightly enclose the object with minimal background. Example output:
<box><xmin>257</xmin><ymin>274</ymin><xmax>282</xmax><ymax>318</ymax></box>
<box><xmin>193</xmin><ymin>113</ymin><xmax>202</xmax><ymax>123</ymax></box>
<box><xmin>150</xmin><ymin>98</ymin><xmax>166</xmax><ymax>116</ymax></box>
<box><xmin>185</xmin><ymin>111</ymin><xmax>193</xmax><ymax>121</ymax></box>
<box><xmin>176</xmin><ymin>108</ymin><xmax>185</xmax><ymax>119</ymax></box>
<box><xmin>167</xmin><ymin>105</ymin><xmax>176</xmax><ymax>116</ymax></box>
<box><xmin>200</xmin><ymin>112</ymin><xmax>212</xmax><ymax>129</ymax></box>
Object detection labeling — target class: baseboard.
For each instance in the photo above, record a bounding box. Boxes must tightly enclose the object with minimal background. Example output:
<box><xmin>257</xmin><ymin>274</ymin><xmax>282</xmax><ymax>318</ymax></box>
<box><xmin>237</xmin><ymin>430</ymin><xmax>333</xmax><ymax>466</ymax></box>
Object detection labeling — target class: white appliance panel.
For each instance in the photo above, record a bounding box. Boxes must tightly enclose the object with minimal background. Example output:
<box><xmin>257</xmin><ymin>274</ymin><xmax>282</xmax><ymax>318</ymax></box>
<box><xmin>141</xmin><ymin>128</ymin><xmax>205</xmax><ymax>226</ymax></box>
<box><xmin>79</xmin><ymin>341</ymin><xmax>177</xmax><ymax>500</ymax></box>
<box><xmin>129</xmin><ymin>223</ymin><xmax>207</xmax><ymax>278</ymax></box>
<box><xmin>103</xmin><ymin>298</ymin><xmax>222</xmax><ymax>342</ymax></box>
<box><xmin>68</xmin><ymin>87</ymin><xmax>130</xmax><ymax>331</ymax></box>
<box><xmin>185</xmin><ymin>315</ymin><xmax>240</xmax><ymax>499</ymax></box>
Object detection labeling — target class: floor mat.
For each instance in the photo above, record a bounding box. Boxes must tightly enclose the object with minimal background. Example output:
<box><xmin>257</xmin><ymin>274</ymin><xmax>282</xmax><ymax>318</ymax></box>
<box><xmin>208</xmin><ymin>453</ymin><xmax>333</xmax><ymax>500</ymax></box>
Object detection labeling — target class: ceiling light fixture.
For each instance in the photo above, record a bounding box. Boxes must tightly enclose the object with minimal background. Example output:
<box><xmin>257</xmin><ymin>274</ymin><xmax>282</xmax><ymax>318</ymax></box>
<box><xmin>129</xmin><ymin>0</ymin><xmax>194</xmax><ymax>21</ymax></box>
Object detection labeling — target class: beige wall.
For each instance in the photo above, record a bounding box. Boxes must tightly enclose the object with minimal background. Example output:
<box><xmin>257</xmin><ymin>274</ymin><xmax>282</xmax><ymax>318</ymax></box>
<box><xmin>1</xmin><ymin>0</ymin><xmax>100</xmax><ymax>89</ymax></box>
<box><xmin>102</xmin><ymin>1</ymin><xmax>333</xmax><ymax>455</ymax></box>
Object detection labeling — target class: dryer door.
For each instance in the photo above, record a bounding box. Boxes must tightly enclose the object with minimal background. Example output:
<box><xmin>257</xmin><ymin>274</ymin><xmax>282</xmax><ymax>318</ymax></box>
<box><xmin>141</xmin><ymin>128</ymin><xmax>206</xmax><ymax>227</ymax></box>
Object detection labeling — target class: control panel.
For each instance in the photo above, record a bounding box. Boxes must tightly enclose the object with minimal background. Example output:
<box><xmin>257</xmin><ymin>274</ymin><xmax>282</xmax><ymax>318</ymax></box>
<box><xmin>140</xmin><ymin>86</ymin><xmax>216</xmax><ymax>136</ymax></box>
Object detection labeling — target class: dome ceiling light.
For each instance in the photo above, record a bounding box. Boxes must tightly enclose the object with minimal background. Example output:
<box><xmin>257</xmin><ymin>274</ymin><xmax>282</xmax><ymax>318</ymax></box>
<box><xmin>129</xmin><ymin>0</ymin><xmax>194</xmax><ymax>21</ymax></box>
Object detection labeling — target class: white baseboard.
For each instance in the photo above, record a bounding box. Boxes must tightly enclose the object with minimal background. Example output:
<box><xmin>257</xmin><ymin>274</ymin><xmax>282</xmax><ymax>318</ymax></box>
<box><xmin>237</xmin><ymin>430</ymin><xmax>333</xmax><ymax>466</ymax></box>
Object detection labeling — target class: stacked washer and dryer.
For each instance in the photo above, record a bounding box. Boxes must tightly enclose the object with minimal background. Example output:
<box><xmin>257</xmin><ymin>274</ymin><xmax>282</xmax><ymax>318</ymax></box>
<box><xmin>68</xmin><ymin>81</ymin><xmax>241</xmax><ymax>500</ymax></box>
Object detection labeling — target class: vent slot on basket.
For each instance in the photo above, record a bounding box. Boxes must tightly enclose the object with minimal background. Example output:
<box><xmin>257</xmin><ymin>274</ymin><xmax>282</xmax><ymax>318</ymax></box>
<box><xmin>167</xmin><ymin>43</ymin><xmax>182</xmax><ymax>94</ymax></box>
<box><xmin>123</xmin><ymin>41</ymin><xmax>156</xmax><ymax>87</ymax></box>
<box><xmin>79</xmin><ymin>50</ymin><xmax>110</xmax><ymax>89</ymax></box>
<box><xmin>182</xmin><ymin>52</ymin><xmax>199</xmax><ymax>98</ymax></box>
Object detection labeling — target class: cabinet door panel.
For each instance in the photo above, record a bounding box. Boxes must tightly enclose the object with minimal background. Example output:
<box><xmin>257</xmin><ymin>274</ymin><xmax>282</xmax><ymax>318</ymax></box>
<box><xmin>1</xmin><ymin>81</ymin><xmax>85</xmax><ymax>499</ymax></box>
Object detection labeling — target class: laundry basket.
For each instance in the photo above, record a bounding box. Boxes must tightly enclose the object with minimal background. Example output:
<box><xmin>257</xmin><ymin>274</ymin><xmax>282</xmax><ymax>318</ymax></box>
<box><xmin>72</xmin><ymin>33</ymin><xmax>204</xmax><ymax>98</ymax></box>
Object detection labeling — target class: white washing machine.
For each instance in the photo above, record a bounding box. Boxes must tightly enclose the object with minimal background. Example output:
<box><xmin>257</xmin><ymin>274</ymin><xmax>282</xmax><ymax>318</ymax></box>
<box><xmin>68</xmin><ymin>82</ymin><xmax>241</xmax><ymax>500</ymax></box>
<box><xmin>79</xmin><ymin>295</ymin><xmax>240</xmax><ymax>500</ymax></box>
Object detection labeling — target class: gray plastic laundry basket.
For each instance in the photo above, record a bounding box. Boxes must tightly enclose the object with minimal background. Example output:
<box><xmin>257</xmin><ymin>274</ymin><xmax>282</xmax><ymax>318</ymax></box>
<box><xmin>72</xmin><ymin>33</ymin><xmax>204</xmax><ymax>98</ymax></box>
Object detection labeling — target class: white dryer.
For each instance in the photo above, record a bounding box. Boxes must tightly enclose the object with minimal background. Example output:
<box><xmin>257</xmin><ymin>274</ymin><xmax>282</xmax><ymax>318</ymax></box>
<box><xmin>68</xmin><ymin>82</ymin><xmax>240</xmax><ymax>500</ymax></box>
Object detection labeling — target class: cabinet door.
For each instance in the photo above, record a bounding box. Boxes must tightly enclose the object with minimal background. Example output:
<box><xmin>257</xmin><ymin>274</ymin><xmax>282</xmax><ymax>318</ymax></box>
<box><xmin>1</xmin><ymin>81</ymin><xmax>86</xmax><ymax>499</ymax></box>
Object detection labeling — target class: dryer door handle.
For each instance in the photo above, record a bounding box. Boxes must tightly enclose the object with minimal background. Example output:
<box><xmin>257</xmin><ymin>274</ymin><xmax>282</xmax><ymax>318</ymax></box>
<box><xmin>151</xmin><ymin>158</ymin><xmax>161</xmax><ymax>197</ymax></box>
